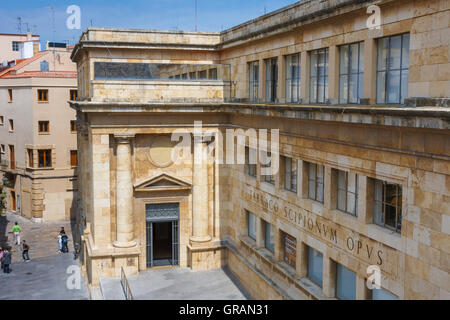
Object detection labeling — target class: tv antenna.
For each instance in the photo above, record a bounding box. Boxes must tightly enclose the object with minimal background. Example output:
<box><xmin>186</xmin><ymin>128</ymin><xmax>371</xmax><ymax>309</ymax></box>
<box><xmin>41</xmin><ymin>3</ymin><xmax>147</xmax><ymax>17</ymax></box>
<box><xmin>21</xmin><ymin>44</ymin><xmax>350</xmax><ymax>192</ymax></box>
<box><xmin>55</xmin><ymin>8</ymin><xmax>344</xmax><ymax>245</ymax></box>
<box><xmin>17</xmin><ymin>17</ymin><xmax>22</xmax><ymax>33</ymax></box>
<box><xmin>195</xmin><ymin>0</ymin><xmax>198</xmax><ymax>31</ymax></box>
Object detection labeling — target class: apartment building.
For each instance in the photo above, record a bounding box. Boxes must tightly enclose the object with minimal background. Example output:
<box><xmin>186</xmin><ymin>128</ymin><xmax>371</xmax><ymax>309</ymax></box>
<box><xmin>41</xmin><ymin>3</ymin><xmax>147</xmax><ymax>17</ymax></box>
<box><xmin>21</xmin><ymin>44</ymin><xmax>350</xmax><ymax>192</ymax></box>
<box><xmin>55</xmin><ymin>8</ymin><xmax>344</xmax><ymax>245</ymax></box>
<box><xmin>0</xmin><ymin>42</ymin><xmax>78</xmax><ymax>221</ymax></box>
<box><xmin>70</xmin><ymin>0</ymin><xmax>449</xmax><ymax>299</ymax></box>
<box><xmin>0</xmin><ymin>33</ymin><xmax>40</xmax><ymax>63</ymax></box>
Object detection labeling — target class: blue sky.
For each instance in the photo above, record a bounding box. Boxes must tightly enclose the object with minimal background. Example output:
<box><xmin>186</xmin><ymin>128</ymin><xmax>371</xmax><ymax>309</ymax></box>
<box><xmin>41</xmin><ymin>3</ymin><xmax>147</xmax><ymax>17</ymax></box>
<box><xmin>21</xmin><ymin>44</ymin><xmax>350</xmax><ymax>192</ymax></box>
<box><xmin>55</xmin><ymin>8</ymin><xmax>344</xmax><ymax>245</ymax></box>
<box><xmin>0</xmin><ymin>0</ymin><xmax>297</xmax><ymax>47</ymax></box>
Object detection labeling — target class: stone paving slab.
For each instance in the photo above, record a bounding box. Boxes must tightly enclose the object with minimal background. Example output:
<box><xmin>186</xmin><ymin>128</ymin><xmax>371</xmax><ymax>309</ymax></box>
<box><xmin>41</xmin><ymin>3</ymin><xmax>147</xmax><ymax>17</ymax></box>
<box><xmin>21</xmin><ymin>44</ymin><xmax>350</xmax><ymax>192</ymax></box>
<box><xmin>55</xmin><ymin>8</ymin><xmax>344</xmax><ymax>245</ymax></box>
<box><xmin>100</xmin><ymin>267</ymin><xmax>252</xmax><ymax>300</ymax></box>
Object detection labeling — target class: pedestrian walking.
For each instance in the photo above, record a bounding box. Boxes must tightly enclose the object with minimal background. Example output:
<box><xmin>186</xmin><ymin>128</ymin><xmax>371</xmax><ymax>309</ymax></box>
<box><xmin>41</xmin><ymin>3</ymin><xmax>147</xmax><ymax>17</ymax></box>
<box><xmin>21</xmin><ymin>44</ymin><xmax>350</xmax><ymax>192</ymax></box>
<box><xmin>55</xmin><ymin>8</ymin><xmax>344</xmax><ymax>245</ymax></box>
<box><xmin>3</xmin><ymin>248</ymin><xmax>11</xmax><ymax>273</ymax></box>
<box><xmin>22</xmin><ymin>240</ymin><xmax>30</xmax><ymax>262</ymax></box>
<box><xmin>12</xmin><ymin>222</ymin><xmax>21</xmax><ymax>245</ymax></box>
<box><xmin>61</xmin><ymin>233</ymin><xmax>69</xmax><ymax>253</ymax></box>
<box><xmin>58</xmin><ymin>232</ymin><xmax>63</xmax><ymax>253</ymax></box>
<box><xmin>0</xmin><ymin>247</ymin><xmax>4</xmax><ymax>269</ymax></box>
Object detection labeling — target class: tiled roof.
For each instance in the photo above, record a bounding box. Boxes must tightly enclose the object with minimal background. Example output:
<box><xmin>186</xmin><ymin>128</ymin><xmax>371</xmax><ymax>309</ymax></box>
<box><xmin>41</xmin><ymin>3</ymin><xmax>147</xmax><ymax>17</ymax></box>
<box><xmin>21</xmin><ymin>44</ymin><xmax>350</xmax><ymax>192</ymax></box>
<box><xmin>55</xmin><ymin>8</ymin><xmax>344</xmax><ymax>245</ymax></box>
<box><xmin>0</xmin><ymin>71</ymin><xmax>77</xmax><ymax>79</ymax></box>
<box><xmin>0</xmin><ymin>51</ymin><xmax>48</xmax><ymax>77</ymax></box>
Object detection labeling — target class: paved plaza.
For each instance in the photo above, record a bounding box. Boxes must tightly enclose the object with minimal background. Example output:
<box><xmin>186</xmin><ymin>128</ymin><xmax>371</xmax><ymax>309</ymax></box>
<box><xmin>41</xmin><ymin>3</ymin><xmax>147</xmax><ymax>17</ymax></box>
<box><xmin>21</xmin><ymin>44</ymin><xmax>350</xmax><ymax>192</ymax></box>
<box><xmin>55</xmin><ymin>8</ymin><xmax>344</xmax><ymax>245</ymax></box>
<box><xmin>0</xmin><ymin>211</ymin><xmax>88</xmax><ymax>300</ymax></box>
<box><xmin>100</xmin><ymin>267</ymin><xmax>252</xmax><ymax>300</ymax></box>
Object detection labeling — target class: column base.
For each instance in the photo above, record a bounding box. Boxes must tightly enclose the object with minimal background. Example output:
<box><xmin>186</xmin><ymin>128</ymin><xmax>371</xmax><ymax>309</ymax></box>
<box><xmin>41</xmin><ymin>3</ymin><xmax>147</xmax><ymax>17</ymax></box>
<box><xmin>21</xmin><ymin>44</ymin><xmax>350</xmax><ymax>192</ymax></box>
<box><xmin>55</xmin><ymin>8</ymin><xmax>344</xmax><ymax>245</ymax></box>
<box><xmin>190</xmin><ymin>235</ymin><xmax>211</xmax><ymax>243</ymax></box>
<box><xmin>113</xmin><ymin>240</ymin><xmax>137</xmax><ymax>248</ymax></box>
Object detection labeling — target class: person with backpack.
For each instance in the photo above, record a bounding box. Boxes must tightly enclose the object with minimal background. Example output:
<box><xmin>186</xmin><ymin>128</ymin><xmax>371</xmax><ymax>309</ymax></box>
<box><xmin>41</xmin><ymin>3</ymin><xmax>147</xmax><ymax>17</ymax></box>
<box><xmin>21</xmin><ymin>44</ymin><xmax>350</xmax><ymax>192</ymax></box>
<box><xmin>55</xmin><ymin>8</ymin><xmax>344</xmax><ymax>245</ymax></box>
<box><xmin>22</xmin><ymin>240</ymin><xmax>30</xmax><ymax>262</ymax></box>
<box><xmin>3</xmin><ymin>248</ymin><xmax>11</xmax><ymax>273</ymax></box>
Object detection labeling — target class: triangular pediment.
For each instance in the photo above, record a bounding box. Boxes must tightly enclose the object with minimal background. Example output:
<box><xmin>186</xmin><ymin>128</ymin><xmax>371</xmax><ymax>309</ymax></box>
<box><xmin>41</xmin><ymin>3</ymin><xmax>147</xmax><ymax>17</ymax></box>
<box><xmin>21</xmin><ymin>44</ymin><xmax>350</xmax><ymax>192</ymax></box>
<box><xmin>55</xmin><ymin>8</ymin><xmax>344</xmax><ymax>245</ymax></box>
<box><xmin>134</xmin><ymin>173</ymin><xmax>191</xmax><ymax>192</ymax></box>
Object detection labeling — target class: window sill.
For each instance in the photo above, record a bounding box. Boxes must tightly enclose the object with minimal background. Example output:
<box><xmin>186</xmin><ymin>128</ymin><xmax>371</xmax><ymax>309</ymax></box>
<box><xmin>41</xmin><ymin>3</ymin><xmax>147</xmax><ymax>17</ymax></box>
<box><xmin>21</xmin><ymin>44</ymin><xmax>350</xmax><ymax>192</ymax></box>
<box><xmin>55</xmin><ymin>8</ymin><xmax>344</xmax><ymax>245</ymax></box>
<box><xmin>37</xmin><ymin>101</ymin><xmax>49</xmax><ymax>104</ymax></box>
<box><xmin>33</xmin><ymin>167</ymin><xmax>54</xmax><ymax>171</ymax></box>
<box><xmin>366</xmin><ymin>223</ymin><xmax>403</xmax><ymax>251</ymax></box>
<box><xmin>38</xmin><ymin>132</ymin><xmax>51</xmax><ymax>135</ymax></box>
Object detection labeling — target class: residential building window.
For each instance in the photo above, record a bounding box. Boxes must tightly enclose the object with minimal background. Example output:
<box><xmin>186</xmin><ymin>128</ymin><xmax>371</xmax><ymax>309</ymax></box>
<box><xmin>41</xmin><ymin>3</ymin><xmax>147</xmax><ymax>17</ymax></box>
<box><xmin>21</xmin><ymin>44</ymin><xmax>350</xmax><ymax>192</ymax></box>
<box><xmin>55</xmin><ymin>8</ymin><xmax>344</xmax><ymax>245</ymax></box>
<box><xmin>337</xmin><ymin>170</ymin><xmax>358</xmax><ymax>216</ymax></box>
<box><xmin>8</xmin><ymin>89</ymin><xmax>12</xmax><ymax>102</ymax></box>
<box><xmin>9</xmin><ymin>145</ymin><xmax>15</xmax><ymax>169</ymax></box>
<box><xmin>310</xmin><ymin>48</ymin><xmax>329</xmax><ymax>103</ymax></box>
<box><xmin>339</xmin><ymin>42</ymin><xmax>364</xmax><ymax>104</ymax></box>
<box><xmin>70</xmin><ymin>120</ymin><xmax>77</xmax><ymax>132</ymax></box>
<box><xmin>265</xmin><ymin>58</ymin><xmax>278</xmax><ymax>103</ymax></box>
<box><xmin>245</xmin><ymin>146</ymin><xmax>256</xmax><ymax>177</ymax></box>
<box><xmin>248</xmin><ymin>61</ymin><xmax>259</xmax><ymax>102</ymax></box>
<box><xmin>12</xmin><ymin>41</ymin><xmax>19</xmax><ymax>51</ymax></box>
<box><xmin>371</xmin><ymin>288</ymin><xmax>399</xmax><ymax>300</ymax></box>
<box><xmin>70</xmin><ymin>90</ymin><xmax>78</xmax><ymax>101</ymax></box>
<box><xmin>264</xmin><ymin>221</ymin><xmax>275</xmax><ymax>253</ymax></box>
<box><xmin>198</xmin><ymin>70</ymin><xmax>207</xmax><ymax>79</ymax></box>
<box><xmin>283</xmin><ymin>232</ymin><xmax>296</xmax><ymax>268</ymax></box>
<box><xmin>174</xmin><ymin>75</ymin><xmax>180</xmax><ymax>79</ymax></box>
<box><xmin>40</xmin><ymin>60</ymin><xmax>49</xmax><ymax>71</ymax></box>
<box><xmin>70</xmin><ymin>150</ymin><xmax>78</xmax><ymax>167</ymax></box>
<box><xmin>27</xmin><ymin>149</ymin><xmax>34</xmax><ymax>168</ymax></box>
<box><xmin>307</xmin><ymin>247</ymin><xmax>323</xmax><ymax>287</ymax></box>
<box><xmin>208</xmin><ymin>68</ymin><xmax>217</xmax><ymax>80</ymax></box>
<box><xmin>9</xmin><ymin>119</ymin><xmax>14</xmax><ymax>132</ymax></box>
<box><xmin>189</xmin><ymin>72</ymin><xmax>196</xmax><ymax>79</ymax></box>
<box><xmin>0</xmin><ymin>145</ymin><xmax>5</xmax><ymax>153</ymax></box>
<box><xmin>261</xmin><ymin>152</ymin><xmax>275</xmax><ymax>185</ymax></box>
<box><xmin>38</xmin><ymin>89</ymin><xmax>48</xmax><ymax>102</ymax></box>
<box><xmin>281</xmin><ymin>156</ymin><xmax>297</xmax><ymax>192</ymax></box>
<box><xmin>38</xmin><ymin>149</ymin><xmax>52</xmax><ymax>168</ymax></box>
<box><xmin>373</xmin><ymin>179</ymin><xmax>402</xmax><ymax>233</ymax></box>
<box><xmin>376</xmin><ymin>33</ymin><xmax>410</xmax><ymax>104</ymax></box>
<box><xmin>247</xmin><ymin>211</ymin><xmax>257</xmax><ymax>241</ymax></box>
<box><xmin>308</xmin><ymin>162</ymin><xmax>324</xmax><ymax>203</ymax></box>
<box><xmin>0</xmin><ymin>116</ymin><xmax>3</xmax><ymax>125</ymax></box>
<box><xmin>285</xmin><ymin>53</ymin><xmax>301</xmax><ymax>103</ymax></box>
<box><xmin>336</xmin><ymin>264</ymin><xmax>356</xmax><ymax>300</ymax></box>
<box><xmin>181</xmin><ymin>73</ymin><xmax>188</xmax><ymax>79</ymax></box>
<box><xmin>38</xmin><ymin>121</ymin><xmax>50</xmax><ymax>133</ymax></box>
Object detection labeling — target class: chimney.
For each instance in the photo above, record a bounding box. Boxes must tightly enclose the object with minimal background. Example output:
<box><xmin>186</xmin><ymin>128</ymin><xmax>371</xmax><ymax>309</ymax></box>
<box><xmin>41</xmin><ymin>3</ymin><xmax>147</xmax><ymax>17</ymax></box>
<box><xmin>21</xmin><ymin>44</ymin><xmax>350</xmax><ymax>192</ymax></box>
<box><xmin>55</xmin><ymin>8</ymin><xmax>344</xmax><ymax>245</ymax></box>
<box><xmin>27</xmin><ymin>32</ymin><xmax>32</xmax><ymax>41</ymax></box>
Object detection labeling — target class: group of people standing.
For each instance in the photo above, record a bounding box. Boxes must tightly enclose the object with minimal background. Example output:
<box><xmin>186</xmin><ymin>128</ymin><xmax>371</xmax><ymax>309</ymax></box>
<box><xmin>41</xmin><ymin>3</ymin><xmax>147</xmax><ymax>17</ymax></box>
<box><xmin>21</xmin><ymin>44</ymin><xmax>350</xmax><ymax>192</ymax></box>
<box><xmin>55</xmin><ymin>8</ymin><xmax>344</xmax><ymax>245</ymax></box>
<box><xmin>0</xmin><ymin>222</ymin><xmax>30</xmax><ymax>274</ymax></box>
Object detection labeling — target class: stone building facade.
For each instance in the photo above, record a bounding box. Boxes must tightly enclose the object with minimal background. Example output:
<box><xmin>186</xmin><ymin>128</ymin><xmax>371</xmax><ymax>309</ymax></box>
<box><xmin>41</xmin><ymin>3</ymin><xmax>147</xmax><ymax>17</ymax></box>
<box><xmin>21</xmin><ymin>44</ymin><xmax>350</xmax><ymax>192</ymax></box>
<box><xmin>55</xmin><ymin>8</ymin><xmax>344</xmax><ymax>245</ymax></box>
<box><xmin>70</xmin><ymin>0</ymin><xmax>449</xmax><ymax>299</ymax></box>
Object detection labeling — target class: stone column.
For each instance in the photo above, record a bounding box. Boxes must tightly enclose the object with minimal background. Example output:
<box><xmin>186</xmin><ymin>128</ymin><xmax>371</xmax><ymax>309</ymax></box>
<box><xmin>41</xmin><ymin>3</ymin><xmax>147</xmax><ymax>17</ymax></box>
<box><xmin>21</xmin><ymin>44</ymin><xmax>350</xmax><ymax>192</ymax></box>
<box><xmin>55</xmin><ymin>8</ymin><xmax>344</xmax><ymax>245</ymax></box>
<box><xmin>113</xmin><ymin>133</ymin><xmax>136</xmax><ymax>248</ymax></box>
<box><xmin>190</xmin><ymin>134</ymin><xmax>211</xmax><ymax>243</ymax></box>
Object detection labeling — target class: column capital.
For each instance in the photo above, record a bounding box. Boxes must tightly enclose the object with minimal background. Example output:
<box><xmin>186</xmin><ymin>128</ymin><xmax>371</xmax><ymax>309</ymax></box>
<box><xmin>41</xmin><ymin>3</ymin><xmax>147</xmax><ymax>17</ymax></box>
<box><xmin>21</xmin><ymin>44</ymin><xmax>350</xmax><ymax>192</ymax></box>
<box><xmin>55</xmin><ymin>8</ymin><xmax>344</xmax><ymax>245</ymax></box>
<box><xmin>114</xmin><ymin>132</ymin><xmax>136</xmax><ymax>143</ymax></box>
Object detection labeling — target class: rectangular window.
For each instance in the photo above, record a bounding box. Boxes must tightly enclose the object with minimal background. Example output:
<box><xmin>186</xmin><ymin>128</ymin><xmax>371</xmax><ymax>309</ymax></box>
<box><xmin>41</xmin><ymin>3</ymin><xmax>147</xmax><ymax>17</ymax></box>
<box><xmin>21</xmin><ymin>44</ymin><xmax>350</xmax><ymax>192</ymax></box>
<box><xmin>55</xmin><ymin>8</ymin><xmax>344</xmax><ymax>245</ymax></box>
<box><xmin>208</xmin><ymin>68</ymin><xmax>217</xmax><ymax>80</ymax></box>
<box><xmin>70</xmin><ymin>90</ymin><xmax>78</xmax><ymax>101</ymax></box>
<box><xmin>38</xmin><ymin>149</ymin><xmax>52</xmax><ymax>168</ymax></box>
<box><xmin>371</xmin><ymin>288</ymin><xmax>399</xmax><ymax>300</ymax></box>
<box><xmin>70</xmin><ymin>150</ymin><xmax>78</xmax><ymax>167</ymax></box>
<box><xmin>281</xmin><ymin>156</ymin><xmax>297</xmax><ymax>192</ymax></box>
<box><xmin>337</xmin><ymin>170</ymin><xmax>359</xmax><ymax>216</ymax></box>
<box><xmin>339</xmin><ymin>42</ymin><xmax>364</xmax><ymax>104</ymax></box>
<box><xmin>308</xmin><ymin>162</ymin><xmax>324</xmax><ymax>203</ymax></box>
<box><xmin>0</xmin><ymin>116</ymin><xmax>3</xmax><ymax>125</ymax></box>
<box><xmin>285</xmin><ymin>53</ymin><xmax>301</xmax><ymax>103</ymax></box>
<box><xmin>0</xmin><ymin>144</ymin><xmax>5</xmax><ymax>153</ymax></box>
<box><xmin>8</xmin><ymin>89</ymin><xmax>13</xmax><ymax>102</ymax></box>
<box><xmin>265</xmin><ymin>58</ymin><xmax>278</xmax><ymax>102</ymax></box>
<box><xmin>248</xmin><ymin>61</ymin><xmax>259</xmax><ymax>102</ymax></box>
<box><xmin>174</xmin><ymin>75</ymin><xmax>180</xmax><ymax>79</ymax></box>
<box><xmin>247</xmin><ymin>211</ymin><xmax>257</xmax><ymax>241</ymax></box>
<box><xmin>9</xmin><ymin>119</ymin><xmax>14</xmax><ymax>132</ymax></box>
<box><xmin>38</xmin><ymin>121</ymin><xmax>50</xmax><ymax>133</ymax></box>
<box><xmin>12</xmin><ymin>41</ymin><xmax>19</xmax><ymax>51</ymax></box>
<box><xmin>38</xmin><ymin>89</ymin><xmax>48</xmax><ymax>102</ymax></box>
<box><xmin>27</xmin><ymin>149</ymin><xmax>34</xmax><ymax>168</ymax></box>
<box><xmin>307</xmin><ymin>247</ymin><xmax>323</xmax><ymax>287</ymax></box>
<box><xmin>9</xmin><ymin>145</ymin><xmax>15</xmax><ymax>169</ymax></box>
<box><xmin>336</xmin><ymin>264</ymin><xmax>356</xmax><ymax>300</ymax></box>
<box><xmin>283</xmin><ymin>232</ymin><xmax>296</xmax><ymax>268</ymax></box>
<box><xmin>181</xmin><ymin>73</ymin><xmax>188</xmax><ymax>79</ymax></box>
<box><xmin>376</xmin><ymin>33</ymin><xmax>410</xmax><ymax>104</ymax></box>
<box><xmin>261</xmin><ymin>152</ymin><xmax>275</xmax><ymax>185</ymax></box>
<box><xmin>245</xmin><ymin>146</ymin><xmax>256</xmax><ymax>177</ymax></box>
<box><xmin>198</xmin><ymin>70</ymin><xmax>207</xmax><ymax>79</ymax></box>
<box><xmin>189</xmin><ymin>72</ymin><xmax>196</xmax><ymax>80</ymax></box>
<box><xmin>310</xmin><ymin>48</ymin><xmax>329</xmax><ymax>103</ymax></box>
<box><xmin>70</xmin><ymin>120</ymin><xmax>77</xmax><ymax>132</ymax></box>
<box><xmin>373</xmin><ymin>179</ymin><xmax>402</xmax><ymax>232</ymax></box>
<box><xmin>264</xmin><ymin>221</ymin><xmax>275</xmax><ymax>253</ymax></box>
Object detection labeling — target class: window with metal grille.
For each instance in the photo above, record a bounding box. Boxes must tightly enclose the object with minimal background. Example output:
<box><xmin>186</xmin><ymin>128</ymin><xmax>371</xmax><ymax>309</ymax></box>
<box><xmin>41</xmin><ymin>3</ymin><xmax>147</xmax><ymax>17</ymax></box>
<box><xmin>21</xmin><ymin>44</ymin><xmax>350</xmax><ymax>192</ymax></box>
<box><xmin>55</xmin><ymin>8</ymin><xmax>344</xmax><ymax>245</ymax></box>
<box><xmin>248</xmin><ymin>61</ymin><xmax>259</xmax><ymax>102</ymax></box>
<box><xmin>285</xmin><ymin>53</ymin><xmax>301</xmax><ymax>103</ymax></box>
<box><xmin>339</xmin><ymin>42</ymin><xmax>364</xmax><ymax>104</ymax></box>
<box><xmin>265</xmin><ymin>58</ymin><xmax>278</xmax><ymax>103</ymax></box>
<box><xmin>310</xmin><ymin>48</ymin><xmax>329</xmax><ymax>103</ymax></box>
<box><xmin>376</xmin><ymin>33</ymin><xmax>410</xmax><ymax>104</ymax></box>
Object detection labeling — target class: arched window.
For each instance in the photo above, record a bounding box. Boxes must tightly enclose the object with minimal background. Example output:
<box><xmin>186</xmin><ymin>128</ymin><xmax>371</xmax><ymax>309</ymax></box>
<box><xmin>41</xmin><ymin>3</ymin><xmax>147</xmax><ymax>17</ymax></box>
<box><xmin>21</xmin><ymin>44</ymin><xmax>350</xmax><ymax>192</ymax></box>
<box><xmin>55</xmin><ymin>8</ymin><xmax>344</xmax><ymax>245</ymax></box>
<box><xmin>40</xmin><ymin>60</ymin><xmax>49</xmax><ymax>71</ymax></box>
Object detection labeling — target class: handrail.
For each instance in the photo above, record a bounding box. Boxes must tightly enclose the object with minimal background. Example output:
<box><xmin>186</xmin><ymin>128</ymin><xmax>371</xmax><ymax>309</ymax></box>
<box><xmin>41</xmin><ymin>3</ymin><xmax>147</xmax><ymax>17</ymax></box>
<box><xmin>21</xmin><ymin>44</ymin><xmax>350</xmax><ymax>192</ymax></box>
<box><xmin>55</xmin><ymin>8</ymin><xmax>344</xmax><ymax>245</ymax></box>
<box><xmin>120</xmin><ymin>266</ymin><xmax>134</xmax><ymax>300</ymax></box>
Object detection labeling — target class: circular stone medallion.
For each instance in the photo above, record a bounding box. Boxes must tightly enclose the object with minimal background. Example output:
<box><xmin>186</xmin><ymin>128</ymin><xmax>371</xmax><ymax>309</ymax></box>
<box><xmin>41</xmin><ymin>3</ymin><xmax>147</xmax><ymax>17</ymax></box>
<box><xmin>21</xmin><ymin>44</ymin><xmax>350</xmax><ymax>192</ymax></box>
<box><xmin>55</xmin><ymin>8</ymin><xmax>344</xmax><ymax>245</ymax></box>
<box><xmin>148</xmin><ymin>135</ymin><xmax>175</xmax><ymax>168</ymax></box>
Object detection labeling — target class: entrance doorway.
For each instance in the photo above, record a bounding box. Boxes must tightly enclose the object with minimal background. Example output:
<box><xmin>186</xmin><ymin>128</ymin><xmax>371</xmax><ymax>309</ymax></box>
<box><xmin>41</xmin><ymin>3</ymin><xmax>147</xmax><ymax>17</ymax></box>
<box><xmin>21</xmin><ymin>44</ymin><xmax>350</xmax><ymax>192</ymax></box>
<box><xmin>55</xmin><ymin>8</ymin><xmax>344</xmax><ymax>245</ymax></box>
<box><xmin>146</xmin><ymin>203</ymin><xmax>179</xmax><ymax>268</ymax></box>
<box><xmin>11</xmin><ymin>191</ymin><xmax>16</xmax><ymax>211</ymax></box>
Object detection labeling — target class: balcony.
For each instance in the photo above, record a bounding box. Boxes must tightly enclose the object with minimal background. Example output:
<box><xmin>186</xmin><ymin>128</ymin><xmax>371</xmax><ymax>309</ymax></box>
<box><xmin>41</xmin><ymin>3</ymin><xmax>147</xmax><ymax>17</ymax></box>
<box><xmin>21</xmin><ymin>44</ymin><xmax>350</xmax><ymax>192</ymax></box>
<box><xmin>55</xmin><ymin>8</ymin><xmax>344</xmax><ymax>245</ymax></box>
<box><xmin>89</xmin><ymin>62</ymin><xmax>231</xmax><ymax>104</ymax></box>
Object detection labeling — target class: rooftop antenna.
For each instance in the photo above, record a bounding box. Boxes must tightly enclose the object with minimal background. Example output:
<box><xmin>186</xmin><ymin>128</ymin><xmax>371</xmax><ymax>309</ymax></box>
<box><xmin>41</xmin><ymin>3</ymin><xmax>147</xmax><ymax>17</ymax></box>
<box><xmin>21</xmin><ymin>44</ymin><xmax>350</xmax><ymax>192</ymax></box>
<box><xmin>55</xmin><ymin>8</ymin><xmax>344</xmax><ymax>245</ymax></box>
<box><xmin>195</xmin><ymin>0</ymin><xmax>198</xmax><ymax>31</ymax></box>
<box><xmin>17</xmin><ymin>17</ymin><xmax>22</xmax><ymax>33</ymax></box>
<box><xmin>90</xmin><ymin>19</ymin><xmax>93</xmax><ymax>27</ymax></box>
<box><xmin>24</xmin><ymin>22</ymin><xmax>30</xmax><ymax>33</ymax></box>
<box><xmin>49</xmin><ymin>5</ymin><xmax>56</xmax><ymax>71</ymax></box>
<box><xmin>264</xmin><ymin>6</ymin><xmax>267</xmax><ymax>14</ymax></box>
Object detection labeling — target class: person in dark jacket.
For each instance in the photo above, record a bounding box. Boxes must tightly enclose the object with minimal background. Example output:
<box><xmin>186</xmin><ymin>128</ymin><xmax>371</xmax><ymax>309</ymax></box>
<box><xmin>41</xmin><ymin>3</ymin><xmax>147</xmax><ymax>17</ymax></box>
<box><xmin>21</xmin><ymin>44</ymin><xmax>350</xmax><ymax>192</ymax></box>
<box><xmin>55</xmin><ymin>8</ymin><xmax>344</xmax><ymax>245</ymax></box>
<box><xmin>22</xmin><ymin>240</ymin><xmax>30</xmax><ymax>261</ymax></box>
<box><xmin>3</xmin><ymin>248</ymin><xmax>11</xmax><ymax>273</ymax></box>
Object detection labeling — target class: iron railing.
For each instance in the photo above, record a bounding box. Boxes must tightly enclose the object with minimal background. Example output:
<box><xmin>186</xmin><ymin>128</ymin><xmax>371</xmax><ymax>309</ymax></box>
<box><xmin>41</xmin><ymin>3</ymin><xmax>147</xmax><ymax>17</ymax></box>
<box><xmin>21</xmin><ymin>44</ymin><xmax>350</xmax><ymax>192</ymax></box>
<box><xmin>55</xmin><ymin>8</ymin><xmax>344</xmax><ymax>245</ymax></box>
<box><xmin>120</xmin><ymin>266</ymin><xmax>134</xmax><ymax>300</ymax></box>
